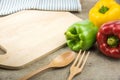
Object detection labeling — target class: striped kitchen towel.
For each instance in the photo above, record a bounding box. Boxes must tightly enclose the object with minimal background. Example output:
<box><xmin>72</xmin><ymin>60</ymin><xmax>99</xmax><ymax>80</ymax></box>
<box><xmin>0</xmin><ymin>0</ymin><xmax>82</xmax><ymax>16</ymax></box>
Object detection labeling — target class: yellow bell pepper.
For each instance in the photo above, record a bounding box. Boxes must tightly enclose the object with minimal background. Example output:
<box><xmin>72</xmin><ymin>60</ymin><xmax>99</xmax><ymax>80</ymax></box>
<box><xmin>89</xmin><ymin>0</ymin><xmax>120</xmax><ymax>27</ymax></box>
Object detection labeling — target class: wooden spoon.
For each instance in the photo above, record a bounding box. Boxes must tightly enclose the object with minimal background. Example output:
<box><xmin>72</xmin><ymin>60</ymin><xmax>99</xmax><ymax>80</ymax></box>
<box><xmin>20</xmin><ymin>51</ymin><xmax>76</xmax><ymax>80</ymax></box>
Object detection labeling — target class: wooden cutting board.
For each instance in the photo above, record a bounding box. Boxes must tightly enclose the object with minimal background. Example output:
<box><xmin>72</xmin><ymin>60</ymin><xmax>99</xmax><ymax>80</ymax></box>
<box><xmin>0</xmin><ymin>10</ymin><xmax>81</xmax><ymax>69</ymax></box>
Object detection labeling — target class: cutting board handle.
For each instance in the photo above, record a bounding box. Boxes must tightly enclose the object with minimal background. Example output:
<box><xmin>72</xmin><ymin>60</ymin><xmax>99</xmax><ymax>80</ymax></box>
<box><xmin>0</xmin><ymin>45</ymin><xmax>7</xmax><ymax>55</ymax></box>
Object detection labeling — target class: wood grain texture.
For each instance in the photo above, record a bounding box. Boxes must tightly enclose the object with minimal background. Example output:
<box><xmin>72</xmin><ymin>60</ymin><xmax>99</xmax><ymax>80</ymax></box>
<box><xmin>0</xmin><ymin>10</ymin><xmax>81</xmax><ymax>69</ymax></box>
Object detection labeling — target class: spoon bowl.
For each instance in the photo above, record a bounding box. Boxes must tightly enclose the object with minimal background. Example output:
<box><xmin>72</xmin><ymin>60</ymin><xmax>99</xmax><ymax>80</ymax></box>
<box><xmin>20</xmin><ymin>51</ymin><xmax>76</xmax><ymax>80</ymax></box>
<box><xmin>49</xmin><ymin>51</ymin><xmax>76</xmax><ymax>67</ymax></box>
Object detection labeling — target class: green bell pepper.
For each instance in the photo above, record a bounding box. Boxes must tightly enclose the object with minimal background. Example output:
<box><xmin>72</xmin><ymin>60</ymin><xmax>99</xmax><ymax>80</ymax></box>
<box><xmin>65</xmin><ymin>20</ymin><xmax>98</xmax><ymax>51</ymax></box>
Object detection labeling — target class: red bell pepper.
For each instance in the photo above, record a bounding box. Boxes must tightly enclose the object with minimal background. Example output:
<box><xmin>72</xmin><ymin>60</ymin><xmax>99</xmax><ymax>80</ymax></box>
<box><xmin>97</xmin><ymin>20</ymin><xmax>120</xmax><ymax>58</ymax></box>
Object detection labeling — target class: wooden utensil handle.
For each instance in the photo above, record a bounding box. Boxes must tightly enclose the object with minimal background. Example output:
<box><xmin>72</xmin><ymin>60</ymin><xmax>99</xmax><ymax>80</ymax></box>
<box><xmin>67</xmin><ymin>73</ymin><xmax>74</xmax><ymax>80</ymax></box>
<box><xmin>20</xmin><ymin>65</ymin><xmax>51</xmax><ymax>80</ymax></box>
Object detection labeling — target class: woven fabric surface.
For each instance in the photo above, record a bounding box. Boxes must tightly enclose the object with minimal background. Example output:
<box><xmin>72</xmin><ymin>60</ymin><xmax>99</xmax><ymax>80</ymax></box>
<box><xmin>0</xmin><ymin>0</ymin><xmax>81</xmax><ymax>16</ymax></box>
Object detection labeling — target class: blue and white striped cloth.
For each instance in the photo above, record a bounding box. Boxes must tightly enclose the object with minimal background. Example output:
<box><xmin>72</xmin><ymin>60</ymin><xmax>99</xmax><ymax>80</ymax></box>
<box><xmin>0</xmin><ymin>0</ymin><xmax>82</xmax><ymax>16</ymax></box>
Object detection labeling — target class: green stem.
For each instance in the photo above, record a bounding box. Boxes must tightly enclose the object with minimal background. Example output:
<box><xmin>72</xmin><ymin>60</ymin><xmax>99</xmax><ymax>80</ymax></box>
<box><xmin>99</xmin><ymin>6</ymin><xmax>109</xmax><ymax>14</ymax></box>
<box><xmin>107</xmin><ymin>36</ymin><xmax>119</xmax><ymax>47</ymax></box>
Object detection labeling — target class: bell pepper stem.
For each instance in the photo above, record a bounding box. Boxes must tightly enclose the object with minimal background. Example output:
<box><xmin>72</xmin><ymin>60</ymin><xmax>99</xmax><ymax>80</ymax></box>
<box><xmin>107</xmin><ymin>36</ymin><xmax>119</xmax><ymax>47</ymax></box>
<box><xmin>99</xmin><ymin>6</ymin><xmax>109</xmax><ymax>14</ymax></box>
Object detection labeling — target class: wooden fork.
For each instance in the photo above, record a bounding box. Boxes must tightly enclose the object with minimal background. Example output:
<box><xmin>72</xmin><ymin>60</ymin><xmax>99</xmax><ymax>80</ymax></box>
<box><xmin>67</xmin><ymin>50</ymin><xmax>90</xmax><ymax>80</ymax></box>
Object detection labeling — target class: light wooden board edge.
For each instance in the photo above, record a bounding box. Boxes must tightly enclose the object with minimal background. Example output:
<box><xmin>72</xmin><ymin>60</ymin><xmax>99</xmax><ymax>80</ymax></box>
<box><xmin>0</xmin><ymin>43</ymin><xmax>66</xmax><ymax>69</ymax></box>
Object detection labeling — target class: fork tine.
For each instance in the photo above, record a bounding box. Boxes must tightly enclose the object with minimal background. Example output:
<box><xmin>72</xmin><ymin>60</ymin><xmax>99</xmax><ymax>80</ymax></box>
<box><xmin>72</xmin><ymin>50</ymin><xmax>81</xmax><ymax>66</ymax></box>
<box><xmin>76</xmin><ymin>51</ymin><xmax>86</xmax><ymax>67</ymax></box>
<box><xmin>67</xmin><ymin>50</ymin><xmax>90</xmax><ymax>80</ymax></box>
<box><xmin>80</xmin><ymin>51</ymin><xmax>90</xmax><ymax>71</ymax></box>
